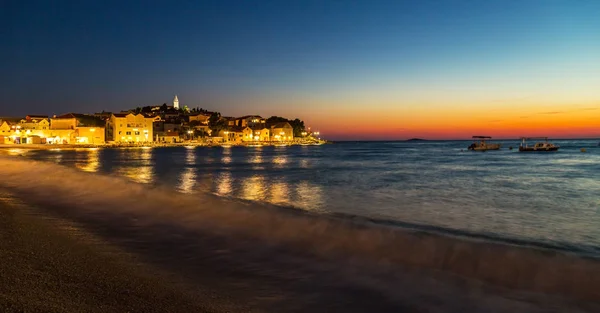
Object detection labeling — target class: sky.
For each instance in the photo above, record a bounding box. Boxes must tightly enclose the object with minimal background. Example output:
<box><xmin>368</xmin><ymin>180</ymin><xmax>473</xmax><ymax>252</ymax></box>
<box><xmin>2</xmin><ymin>0</ymin><xmax>599</xmax><ymax>140</ymax></box>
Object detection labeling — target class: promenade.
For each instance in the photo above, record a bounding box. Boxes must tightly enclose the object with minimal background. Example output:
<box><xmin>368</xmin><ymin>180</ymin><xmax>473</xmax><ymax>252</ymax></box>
<box><xmin>0</xmin><ymin>139</ymin><xmax>329</xmax><ymax>151</ymax></box>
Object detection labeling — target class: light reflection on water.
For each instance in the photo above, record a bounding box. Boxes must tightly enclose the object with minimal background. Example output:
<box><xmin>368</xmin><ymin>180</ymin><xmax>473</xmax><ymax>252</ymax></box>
<box><xmin>295</xmin><ymin>180</ymin><xmax>324</xmax><ymax>211</ymax></box>
<box><xmin>178</xmin><ymin>168</ymin><xmax>196</xmax><ymax>193</ymax></box>
<box><xmin>117</xmin><ymin>148</ymin><xmax>154</xmax><ymax>184</ymax></box>
<box><xmin>22</xmin><ymin>141</ymin><xmax>600</xmax><ymax>254</ymax></box>
<box><xmin>242</xmin><ymin>175</ymin><xmax>266</xmax><ymax>201</ymax></box>
<box><xmin>216</xmin><ymin>171</ymin><xmax>233</xmax><ymax>196</ymax></box>
<box><xmin>270</xmin><ymin>181</ymin><xmax>289</xmax><ymax>204</ymax></box>
<box><xmin>75</xmin><ymin>148</ymin><xmax>100</xmax><ymax>172</ymax></box>
<box><xmin>185</xmin><ymin>147</ymin><xmax>196</xmax><ymax>164</ymax></box>
<box><xmin>272</xmin><ymin>156</ymin><xmax>287</xmax><ymax>167</ymax></box>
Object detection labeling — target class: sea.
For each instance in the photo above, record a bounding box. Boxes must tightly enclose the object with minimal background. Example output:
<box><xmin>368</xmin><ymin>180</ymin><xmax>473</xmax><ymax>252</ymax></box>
<box><xmin>13</xmin><ymin>139</ymin><xmax>600</xmax><ymax>257</ymax></box>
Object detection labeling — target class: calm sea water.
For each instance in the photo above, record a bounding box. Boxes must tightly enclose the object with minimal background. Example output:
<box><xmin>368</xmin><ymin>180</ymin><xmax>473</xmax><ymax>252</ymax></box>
<box><xmin>17</xmin><ymin>140</ymin><xmax>600</xmax><ymax>256</ymax></box>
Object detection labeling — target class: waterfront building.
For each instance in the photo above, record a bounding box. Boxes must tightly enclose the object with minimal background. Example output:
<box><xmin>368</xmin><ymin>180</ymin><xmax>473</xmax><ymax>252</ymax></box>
<box><xmin>19</xmin><ymin>115</ymin><xmax>50</xmax><ymax>132</ymax></box>
<box><xmin>219</xmin><ymin>126</ymin><xmax>245</xmax><ymax>143</ymax></box>
<box><xmin>156</xmin><ymin>130</ymin><xmax>180</xmax><ymax>143</ymax></box>
<box><xmin>252</xmin><ymin>126</ymin><xmax>271</xmax><ymax>142</ymax></box>
<box><xmin>107</xmin><ymin>113</ymin><xmax>154</xmax><ymax>143</ymax></box>
<box><xmin>49</xmin><ymin>113</ymin><xmax>106</xmax><ymax>144</ymax></box>
<box><xmin>0</xmin><ymin>115</ymin><xmax>50</xmax><ymax>144</ymax></box>
<box><xmin>0</xmin><ymin>120</ymin><xmax>18</xmax><ymax>144</ymax></box>
<box><xmin>270</xmin><ymin>122</ymin><xmax>294</xmax><ymax>141</ymax></box>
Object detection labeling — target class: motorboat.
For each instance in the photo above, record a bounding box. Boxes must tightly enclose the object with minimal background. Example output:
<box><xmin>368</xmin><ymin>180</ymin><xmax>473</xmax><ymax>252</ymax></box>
<box><xmin>519</xmin><ymin>137</ymin><xmax>559</xmax><ymax>152</ymax></box>
<box><xmin>467</xmin><ymin>136</ymin><xmax>501</xmax><ymax>151</ymax></box>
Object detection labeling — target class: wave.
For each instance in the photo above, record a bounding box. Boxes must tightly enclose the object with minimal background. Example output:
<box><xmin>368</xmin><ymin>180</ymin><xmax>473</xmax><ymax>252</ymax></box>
<box><xmin>1</xmin><ymin>155</ymin><xmax>599</xmax><ymax>306</ymax></box>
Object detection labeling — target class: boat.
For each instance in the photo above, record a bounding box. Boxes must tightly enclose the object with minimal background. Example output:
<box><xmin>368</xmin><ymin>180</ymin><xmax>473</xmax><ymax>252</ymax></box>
<box><xmin>467</xmin><ymin>136</ymin><xmax>501</xmax><ymax>151</ymax></box>
<box><xmin>518</xmin><ymin>137</ymin><xmax>559</xmax><ymax>152</ymax></box>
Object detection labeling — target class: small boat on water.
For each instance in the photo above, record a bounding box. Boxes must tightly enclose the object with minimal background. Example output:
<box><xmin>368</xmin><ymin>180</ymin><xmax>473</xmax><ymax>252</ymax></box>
<box><xmin>519</xmin><ymin>137</ymin><xmax>559</xmax><ymax>152</ymax></box>
<box><xmin>468</xmin><ymin>136</ymin><xmax>501</xmax><ymax>151</ymax></box>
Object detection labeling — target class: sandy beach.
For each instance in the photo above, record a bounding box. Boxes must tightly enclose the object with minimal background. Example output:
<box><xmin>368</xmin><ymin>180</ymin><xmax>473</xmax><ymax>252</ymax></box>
<box><xmin>0</xmin><ymin>199</ymin><xmax>250</xmax><ymax>312</ymax></box>
<box><xmin>1</xmin><ymin>155</ymin><xmax>600</xmax><ymax>312</ymax></box>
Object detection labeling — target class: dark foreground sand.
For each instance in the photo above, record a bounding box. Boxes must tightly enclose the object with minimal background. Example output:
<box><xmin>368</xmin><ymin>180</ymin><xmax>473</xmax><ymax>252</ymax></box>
<box><xmin>0</xmin><ymin>201</ymin><xmax>259</xmax><ymax>313</ymax></box>
<box><xmin>0</xmin><ymin>198</ymin><xmax>416</xmax><ymax>313</ymax></box>
<box><xmin>3</xmin><ymin>198</ymin><xmax>600</xmax><ymax>313</ymax></box>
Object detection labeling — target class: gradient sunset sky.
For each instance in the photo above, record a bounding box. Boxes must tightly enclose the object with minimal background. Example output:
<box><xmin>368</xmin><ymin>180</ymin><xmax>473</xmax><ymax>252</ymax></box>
<box><xmin>2</xmin><ymin>0</ymin><xmax>599</xmax><ymax>140</ymax></box>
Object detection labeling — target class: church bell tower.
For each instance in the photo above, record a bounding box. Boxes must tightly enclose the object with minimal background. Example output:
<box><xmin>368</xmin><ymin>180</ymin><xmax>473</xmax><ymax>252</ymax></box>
<box><xmin>173</xmin><ymin>95</ymin><xmax>179</xmax><ymax>109</ymax></box>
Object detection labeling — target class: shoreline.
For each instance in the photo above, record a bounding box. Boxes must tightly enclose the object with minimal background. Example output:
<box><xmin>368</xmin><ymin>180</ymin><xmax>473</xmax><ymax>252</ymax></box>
<box><xmin>0</xmin><ymin>139</ymin><xmax>329</xmax><ymax>151</ymax></box>
<box><xmin>1</xmin><ymin>155</ymin><xmax>600</xmax><ymax>310</ymax></box>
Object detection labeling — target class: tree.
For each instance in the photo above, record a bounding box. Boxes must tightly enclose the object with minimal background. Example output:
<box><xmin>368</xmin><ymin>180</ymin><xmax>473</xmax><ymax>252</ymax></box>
<box><xmin>266</xmin><ymin>116</ymin><xmax>288</xmax><ymax>125</ymax></box>
<box><xmin>208</xmin><ymin>112</ymin><xmax>226</xmax><ymax>135</ymax></box>
<box><xmin>195</xmin><ymin>129</ymin><xmax>207</xmax><ymax>138</ymax></box>
<box><xmin>160</xmin><ymin>103</ymin><xmax>168</xmax><ymax>112</ymax></box>
<box><xmin>289</xmin><ymin>118</ymin><xmax>306</xmax><ymax>137</ymax></box>
<box><xmin>208</xmin><ymin>112</ymin><xmax>221</xmax><ymax>125</ymax></box>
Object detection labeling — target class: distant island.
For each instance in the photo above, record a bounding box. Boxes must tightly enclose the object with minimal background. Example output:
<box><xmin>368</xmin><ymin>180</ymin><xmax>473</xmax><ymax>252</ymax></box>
<box><xmin>406</xmin><ymin>138</ymin><xmax>427</xmax><ymax>142</ymax></box>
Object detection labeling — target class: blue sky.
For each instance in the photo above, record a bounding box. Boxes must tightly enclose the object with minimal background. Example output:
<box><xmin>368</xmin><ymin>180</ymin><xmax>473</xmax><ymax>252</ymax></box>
<box><xmin>2</xmin><ymin>0</ymin><xmax>599</xmax><ymax>139</ymax></box>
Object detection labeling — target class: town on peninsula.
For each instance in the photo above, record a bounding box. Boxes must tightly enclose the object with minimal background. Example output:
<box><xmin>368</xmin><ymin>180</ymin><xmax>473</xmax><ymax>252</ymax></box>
<box><xmin>0</xmin><ymin>95</ymin><xmax>325</xmax><ymax>147</ymax></box>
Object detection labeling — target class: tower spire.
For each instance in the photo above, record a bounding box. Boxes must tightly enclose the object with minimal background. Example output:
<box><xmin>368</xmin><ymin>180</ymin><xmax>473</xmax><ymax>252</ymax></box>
<box><xmin>173</xmin><ymin>94</ymin><xmax>179</xmax><ymax>109</ymax></box>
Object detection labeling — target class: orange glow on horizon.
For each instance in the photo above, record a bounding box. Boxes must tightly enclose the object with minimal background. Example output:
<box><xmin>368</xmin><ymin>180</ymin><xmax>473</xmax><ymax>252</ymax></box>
<box><xmin>301</xmin><ymin>102</ymin><xmax>599</xmax><ymax>140</ymax></box>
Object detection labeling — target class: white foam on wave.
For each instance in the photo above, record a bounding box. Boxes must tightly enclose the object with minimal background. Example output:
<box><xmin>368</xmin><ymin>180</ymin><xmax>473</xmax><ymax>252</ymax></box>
<box><xmin>1</xmin><ymin>155</ymin><xmax>599</xmax><ymax>305</ymax></box>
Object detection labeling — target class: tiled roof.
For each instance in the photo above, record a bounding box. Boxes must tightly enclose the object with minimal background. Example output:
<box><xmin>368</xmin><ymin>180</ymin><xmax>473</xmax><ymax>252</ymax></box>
<box><xmin>236</xmin><ymin>115</ymin><xmax>262</xmax><ymax>120</ymax></box>
<box><xmin>270</xmin><ymin>122</ymin><xmax>291</xmax><ymax>129</ymax></box>
<box><xmin>54</xmin><ymin>113</ymin><xmax>86</xmax><ymax>119</ymax></box>
<box><xmin>226</xmin><ymin>126</ymin><xmax>247</xmax><ymax>133</ymax></box>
